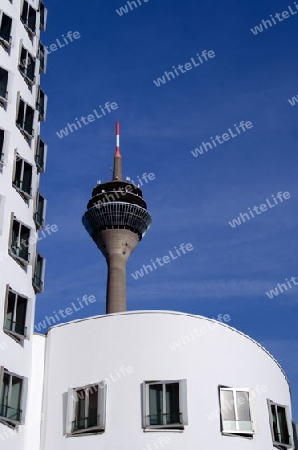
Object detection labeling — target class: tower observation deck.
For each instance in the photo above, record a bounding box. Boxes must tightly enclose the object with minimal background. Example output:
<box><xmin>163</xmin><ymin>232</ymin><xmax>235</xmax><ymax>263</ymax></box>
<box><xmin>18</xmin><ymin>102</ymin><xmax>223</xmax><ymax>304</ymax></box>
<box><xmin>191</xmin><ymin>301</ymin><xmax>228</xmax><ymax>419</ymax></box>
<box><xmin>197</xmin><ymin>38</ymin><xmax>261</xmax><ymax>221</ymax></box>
<box><xmin>82</xmin><ymin>123</ymin><xmax>152</xmax><ymax>314</ymax></box>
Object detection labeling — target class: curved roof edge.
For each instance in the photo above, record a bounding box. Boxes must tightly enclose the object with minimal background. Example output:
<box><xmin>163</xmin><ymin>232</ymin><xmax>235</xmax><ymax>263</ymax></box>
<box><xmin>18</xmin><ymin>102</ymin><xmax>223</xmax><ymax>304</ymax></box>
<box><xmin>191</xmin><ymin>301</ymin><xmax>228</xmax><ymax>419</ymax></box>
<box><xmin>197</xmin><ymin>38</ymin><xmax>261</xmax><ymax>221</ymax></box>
<box><xmin>45</xmin><ymin>309</ymin><xmax>290</xmax><ymax>387</ymax></box>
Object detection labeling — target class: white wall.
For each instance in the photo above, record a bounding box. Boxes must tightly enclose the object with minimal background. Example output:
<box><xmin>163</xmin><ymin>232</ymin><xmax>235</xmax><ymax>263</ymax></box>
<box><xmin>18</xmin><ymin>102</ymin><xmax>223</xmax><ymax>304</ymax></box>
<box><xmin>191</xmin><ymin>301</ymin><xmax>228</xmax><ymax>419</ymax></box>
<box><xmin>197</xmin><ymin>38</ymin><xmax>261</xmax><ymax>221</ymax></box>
<box><xmin>0</xmin><ymin>0</ymin><xmax>46</xmax><ymax>449</ymax></box>
<box><xmin>40</xmin><ymin>311</ymin><xmax>293</xmax><ymax>450</ymax></box>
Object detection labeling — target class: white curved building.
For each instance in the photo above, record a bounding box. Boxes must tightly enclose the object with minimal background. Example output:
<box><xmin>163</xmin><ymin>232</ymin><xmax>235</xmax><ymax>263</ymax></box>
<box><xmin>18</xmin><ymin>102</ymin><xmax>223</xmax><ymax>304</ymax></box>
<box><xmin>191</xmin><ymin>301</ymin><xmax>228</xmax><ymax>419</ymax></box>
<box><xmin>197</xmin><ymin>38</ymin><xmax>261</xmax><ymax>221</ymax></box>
<box><xmin>0</xmin><ymin>0</ymin><xmax>47</xmax><ymax>448</ymax></box>
<box><xmin>39</xmin><ymin>311</ymin><xmax>296</xmax><ymax>450</ymax></box>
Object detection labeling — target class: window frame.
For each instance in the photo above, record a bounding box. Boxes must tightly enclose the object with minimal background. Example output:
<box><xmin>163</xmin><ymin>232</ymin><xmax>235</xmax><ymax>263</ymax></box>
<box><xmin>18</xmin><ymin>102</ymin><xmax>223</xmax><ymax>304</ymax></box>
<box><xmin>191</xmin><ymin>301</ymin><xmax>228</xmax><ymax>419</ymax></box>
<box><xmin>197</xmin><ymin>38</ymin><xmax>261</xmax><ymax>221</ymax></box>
<box><xmin>20</xmin><ymin>0</ymin><xmax>37</xmax><ymax>37</ymax></box>
<box><xmin>19</xmin><ymin>45</ymin><xmax>36</xmax><ymax>86</ymax></box>
<box><xmin>32</xmin><ymin>252</ymin><xmax>45</xmax><ymax>293</ymax></box>
<box><xmin>66</xmin><ymin>381</ymin><xmax>107</xmax><ymax>436</ymax></box>
<box><xmin>35</xmin><ymin>136</ymin><xmax>47</xmax><ymax>172</ymax></box>
<box><xmin>9</xmin><ymin>217</ymin><xmax>31</xmax><ymax>264</ymax></box>
<box><xmin>16</xmin><ymin>95</ymin><xmax>35</xmax><ymax>139</ymax></box>
<box><xmin>38</xmin><ymin>41</ymin><xmax>47</xmax><ymax>74</ymax></box>
<box><xmin>0</xmin><ymin>66</ymin><xmax>8</xmax><ymax>103</ymax></box>
<box><xmin>142</xmin><ymin>379</ymin><xmax>188</xmax><ymax>430</ymax></box>
<box><xmin>0</xmin><ymin>367</ymin><xmax>24</xmax><ymax>426</ymax></box>
<box><xmin>34</xmin><ymin>191</ymin><xmax>46</xmax><ymax>229</ymax></box>
<box><xmin>219</xmin><ymin>386</ymin><xmax>254</xmax><ymax>436</ymax></box>
<box><xmin>0</xmin><ymin>128</ymin><xmax>4</xmax><ymax>164</ymax></box>
<box><xmin>12</xmin><ymin>153</ymin><xmax>33</xmax><ymax>198</ymax></box>
<box><xmin>36</xmin><ymin>87</ymin><xmax>47</xmax><ymax>121</ymax></box>
<box><xmin>268</xmin><ymin>400</ymin><xmax>293</xmax><ymax>449</ymax></box>
<box><xmin>39</xmin><ymin>1</ymin><xmax>47</xmax><ymax>31</ymax></box>
<box><xmin>0</xmin><ymin>10</ymin><xmax>12</xmax><ymax>49</ymax></box>
<box><xmin>3</xmin><ymin>285</ymin><xmax>28</xmax><ymax>340</ymax></box>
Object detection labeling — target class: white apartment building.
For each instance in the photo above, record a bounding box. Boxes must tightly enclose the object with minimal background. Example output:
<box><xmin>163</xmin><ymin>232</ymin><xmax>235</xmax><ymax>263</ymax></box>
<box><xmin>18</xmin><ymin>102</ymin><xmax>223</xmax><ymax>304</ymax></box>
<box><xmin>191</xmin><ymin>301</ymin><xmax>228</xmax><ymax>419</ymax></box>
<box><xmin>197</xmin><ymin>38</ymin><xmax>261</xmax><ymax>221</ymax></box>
<box><xmin>0</xmin><ymin>0</ymin><xmax>47</xmax><ymax>448</ymax></box>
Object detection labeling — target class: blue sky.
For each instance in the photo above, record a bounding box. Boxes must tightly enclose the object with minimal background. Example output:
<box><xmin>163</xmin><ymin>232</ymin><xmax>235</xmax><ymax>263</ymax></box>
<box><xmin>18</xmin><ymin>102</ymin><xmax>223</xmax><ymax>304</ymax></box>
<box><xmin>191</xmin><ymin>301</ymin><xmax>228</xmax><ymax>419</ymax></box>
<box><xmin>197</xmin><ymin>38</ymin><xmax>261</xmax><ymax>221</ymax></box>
<box><xmin>37</xmin><ymin>0</ymin><xmax>298</xmax><ymax>419</ymax></box>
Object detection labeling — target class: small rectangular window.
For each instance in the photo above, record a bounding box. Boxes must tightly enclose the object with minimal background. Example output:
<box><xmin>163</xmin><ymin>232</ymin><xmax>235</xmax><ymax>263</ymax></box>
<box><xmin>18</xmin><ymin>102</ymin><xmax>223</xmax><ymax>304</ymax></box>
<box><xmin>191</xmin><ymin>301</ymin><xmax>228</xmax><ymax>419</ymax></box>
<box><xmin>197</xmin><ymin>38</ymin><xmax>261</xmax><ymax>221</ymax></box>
<box><xmin>19</xmin><ymin>46</ymin><xmax>36</xmax><ymax>85</ymax></box>
<box><xmin>38</xmin><ymin>41</ymin><xmax>47</xmax><ymax>74</ymax></box>
<box><xmin>0</xmin><ymin>367</ymin><xmax>23</xmax><ymax>425</ymax></box>
<box><xmin>33</xmin><ymin>252</ymin><xmax>45</xmax><ymax>293</ymax></box>
<box><xmin>66</xmin><ymin>382</ymin><xmax>107</xmax><ymax>435</ymax></box>
<box><xmin>9</xmin><ymin>218</ymin><xmax>31</xmax><ymax>264</ymax></box>
<box><xmin>35</xmin><ymin>137</ymin><xmax>47</xmax><ymax>172</ymax></box>
<box><xmin>219</xmin><ymin>387</ymin><xmax>253</xmax><ymax>435</ymax></box>
<box><xmin>4</xmin><ymin>287</ymin><xmax>27</xmax><ymax>338</ymax></box>
<box><xmin>16</xmin><ymin>98</ymin><xmax>35</xmax><ymax>139</ymax></box>
<box><xmin>39</xmin><ymin>1</ymin><xmax>47</xmax><ymax>30</ymax></box>
<box><xmin>34</xmin><ymin>192</ymin><xmax>46</xmax><ymax>229</ymax></box>
<box><xmin>0</xmin><ymin>67</ymin><xmax>8</xmax><ymax>103</ymax></box>
<box><xmin>13</xmin><ymin>154</ymin><xmax>33</xmax><ymax>198</ymax></box>
<box><xmin>36</xmin><ymin>88</ymin><xmax>47</xmax><ymax>121</ymax></box>
<box><xmin>0</xmin><ymin>11</ymin><xmax>12</xmax><ymax>49</ymax></box>
<box><xmin>21</xmin><ymin>1</ymin><xmax>36</xmax><ymax>36</ymax></box>
<box><xmin>143</xmin><ymin>380</ymin><xmax>187</xmax><ymax>429</ymax></box>
<box><xmin>268</xmin><ymin>400</ymin><xmax>292</xmax><ymax>448</ymax></box>
<box><xmin>0</xmin><ymin>129</ymin><xmax>4</xmax><ymax>164</ymax></box>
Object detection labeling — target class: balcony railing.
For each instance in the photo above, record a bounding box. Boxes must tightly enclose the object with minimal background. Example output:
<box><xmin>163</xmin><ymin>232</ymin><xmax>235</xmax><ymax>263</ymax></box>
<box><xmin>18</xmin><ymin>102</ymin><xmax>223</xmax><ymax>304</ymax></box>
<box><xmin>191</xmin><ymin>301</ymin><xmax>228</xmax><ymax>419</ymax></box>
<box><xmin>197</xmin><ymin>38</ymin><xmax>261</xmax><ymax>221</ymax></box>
<box><xmin>71</xmin><ymin>415</ymin><xmax>99</xmax><ymax>432</ymax></box>
<box><xmin>16</xmin><ymin>120</ymin><xmax>34</xmax><ymax>139</ymax></box>
<box><xmin>0</xmin><ymin>86</ymin><xmax>8</xmax><ymax>101</ymax></box>
<box><xmin>21</xmin><ymin>17</ymin><xmax>36</xmax><ymax>35</ymax></box>
<box><xmin>148</xmin><ymin>412</ymin><xmax>182</xmax><ymax>426</ymax></box>
<box><xmin>0</xmin><ymin>404</ymin><xmax>22</xmax><ymax>423</ymax></box>
<box><xmin>13</xmin><ymin>179</ymin><xmax>32</xmax><ymax>197</ymax></box>
<box><xmin>4</xmin><ymin>318</ymin><xmax>27</xmax><ymax>337</ymax></box>
<box><xmin>33</xmin><ymin>274</ymin><xmax>43</xmax><ymax>292</ymax></box>
<box><xmin>19</xmin><ymin>65</ymin><xmax>35</xmax><ymax>85</ymax></box>
<box><xmin>9</xmin><ymin>245</ymin><xmax>30</xmax><ymax>263</ymax></box>
<box><xmin>0</xmin><ymin>29</ymin><xmax>11</xmax><ymax>47</ymax></box>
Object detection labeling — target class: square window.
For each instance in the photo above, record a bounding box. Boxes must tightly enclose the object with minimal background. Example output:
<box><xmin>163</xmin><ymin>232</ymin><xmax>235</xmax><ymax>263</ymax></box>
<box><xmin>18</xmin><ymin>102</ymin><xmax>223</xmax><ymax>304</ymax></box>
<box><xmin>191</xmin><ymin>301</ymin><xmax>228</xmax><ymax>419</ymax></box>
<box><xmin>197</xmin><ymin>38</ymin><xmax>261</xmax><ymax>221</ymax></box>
<box><xmin>143</xmin><ymin>380</ymin><xmax>187</xmax><ymax>429</ymax></box>
<box><xmin>66</xmin><ymin>382</ymin><xmax>107</xmax><ymax>435</ymax></box>
<box><xmin>219</xmin><ymin>387</ymin><xmax>254</xmax><ymax>435</ymax></box>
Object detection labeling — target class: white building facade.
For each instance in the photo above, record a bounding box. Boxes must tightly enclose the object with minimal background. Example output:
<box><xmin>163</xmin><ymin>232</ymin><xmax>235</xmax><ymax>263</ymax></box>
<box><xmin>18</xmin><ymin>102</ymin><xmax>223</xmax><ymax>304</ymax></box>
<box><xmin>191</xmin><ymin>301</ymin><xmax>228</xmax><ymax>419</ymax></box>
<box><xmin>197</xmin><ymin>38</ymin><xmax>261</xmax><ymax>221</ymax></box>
<box><xmin>0</xmin><ymin>0</ymin><xmax>47</xmax><ymax>447</ymax></box>
<box><xmin>39</xmin><ymin>311</ymin><xmax>297</xmax><ymax>450</ymax></box>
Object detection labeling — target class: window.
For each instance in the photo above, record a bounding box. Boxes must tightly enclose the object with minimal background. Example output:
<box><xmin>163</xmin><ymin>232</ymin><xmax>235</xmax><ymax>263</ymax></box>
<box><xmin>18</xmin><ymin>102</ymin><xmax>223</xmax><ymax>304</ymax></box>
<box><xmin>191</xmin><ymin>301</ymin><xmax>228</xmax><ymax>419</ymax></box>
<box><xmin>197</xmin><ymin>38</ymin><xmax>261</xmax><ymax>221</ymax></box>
<box><xmin>34</xmin><ymin>192</ymin><xmax>46</xmax><ymax>229</ymax></box>
<box><xmin>142</xmin><ymin>380</ymin><xmax>187</xmax><ymax>429</ymax></box>
<box><xmin>219</xmin><ymin>387</ymin><xmax>253</xmax><ymax>435</ymax></box>
<box><xmin>13</xmin><ymin>155</ymin><xmax>32</xmax><ymax>197</ymax></box>
<box><xmin>66</xmin><ymin>382</ymin><xmax>107</xmax><ymax>435</ymax></box>
<box><xmin>4</xmin><ymin>287</ymin><xmax>27</xmax><ymax>338</ymax></box>
<box><xmin>16</xmin><ymin>97</ymin><xmax>35</xmax><ymax>139</ymax></box>
<box><xmin>0</xmin><ymin>129</ymin><xmax>4</xmax><ymax>164</ymax></box>
<box><xmin>35</xmin><ymin>137</ymin><xmax>47</xmax><ymax>172</ymax></box>
<box><xmin>21</xmin><ymin>0</ymin><xmax>36</xmax><ymax>36</ymax></box>
<box><xmin>33</xmin><ymin>252</ymin><xmax>45</xmax><ymax>293</ymax></box>
<box><xmin>0</xmin><ymin>11</ymin><xmax>12</xmax><ymax>49</ymax></box>
<box><xmin>0</xmin><ymin>367</ymin><xmax>23</xmax><ymax>425</ymax></box>
<box><xmin>39</xmin><ymin>1</ymin><xmax>47</xmax><ymax>30</ymax></box>
<box><xmin>0</xmin><ymin>67</ymin><xmax>8</xmax><ymax>103</ymax></box>
<box><xmin>9</xmin><ymin>218</ymin><xmax>30</xmax><ymax>263</ymax></box>
<box><xmin>38</xmin><ymin>41</ymin><xmax>47</xmax><ymax>74</ymax></box>
<box><xmin>19</xmin><ymin>46</ymin><xmax>35</xmax><ymax>85</ymax></box>
<box><xmin>268</xmin><ymin>401</ymin><xmax>292</xmax><ymax>448</ymax></box>
<box><xmin>36</xmin><ymin>88</ymin><xmax>47</xmax><ymax>121</ymax></box>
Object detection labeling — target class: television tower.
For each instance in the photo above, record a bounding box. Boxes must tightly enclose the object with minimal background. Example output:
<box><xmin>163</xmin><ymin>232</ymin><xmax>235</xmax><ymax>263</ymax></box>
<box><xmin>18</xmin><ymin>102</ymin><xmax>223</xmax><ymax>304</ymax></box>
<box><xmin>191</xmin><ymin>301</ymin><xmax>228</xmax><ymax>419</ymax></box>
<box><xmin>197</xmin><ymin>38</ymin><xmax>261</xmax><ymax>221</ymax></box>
<box><xmin>82</xmin><ymin>123</ymin><xmax>152</xmax><ymax>313</ymax></box>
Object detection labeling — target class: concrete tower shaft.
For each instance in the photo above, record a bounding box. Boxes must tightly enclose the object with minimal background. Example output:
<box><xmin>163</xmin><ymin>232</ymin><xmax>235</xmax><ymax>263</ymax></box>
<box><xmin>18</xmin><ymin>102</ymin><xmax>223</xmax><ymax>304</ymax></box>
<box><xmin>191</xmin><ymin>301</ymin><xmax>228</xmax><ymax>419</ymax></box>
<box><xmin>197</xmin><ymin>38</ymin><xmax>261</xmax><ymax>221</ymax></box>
<box><xmin>82</xmin><ymin>123</ymin><xmax>151</xmax><ymax>314</ymax></box>
<box><xmin>93</xmin><ymin>229</ymin><xmax>139</xmax><ymax>313</ymax></box>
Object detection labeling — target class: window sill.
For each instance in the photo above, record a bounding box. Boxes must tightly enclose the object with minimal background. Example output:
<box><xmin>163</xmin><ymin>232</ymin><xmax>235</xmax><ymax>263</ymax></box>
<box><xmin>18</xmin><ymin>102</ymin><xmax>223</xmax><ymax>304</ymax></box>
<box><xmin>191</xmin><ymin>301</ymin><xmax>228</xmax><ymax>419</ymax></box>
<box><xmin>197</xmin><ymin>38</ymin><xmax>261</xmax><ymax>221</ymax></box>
<box><xmin>221</xmin><ymin>431</ymin><xmax>254</xmax><ymax>439</ymax></box>
<box><xmin>3</xmin><ymin>328</ymin><xmax>26</xmax><ymax>342</ymax></box>
<box><xmin>143</xmin><ymin>425</ymin><xmax>185</xmax><ymax>431</ymax></box>
<box><xmin>67</xmin><ymin>427</ymin><xmax>105</xmax><ymax>437</ymax></box>
<box><xmin>8</xmin><ymin>250</ymin><xmax>30</xmax><ymax>266</ymax></box>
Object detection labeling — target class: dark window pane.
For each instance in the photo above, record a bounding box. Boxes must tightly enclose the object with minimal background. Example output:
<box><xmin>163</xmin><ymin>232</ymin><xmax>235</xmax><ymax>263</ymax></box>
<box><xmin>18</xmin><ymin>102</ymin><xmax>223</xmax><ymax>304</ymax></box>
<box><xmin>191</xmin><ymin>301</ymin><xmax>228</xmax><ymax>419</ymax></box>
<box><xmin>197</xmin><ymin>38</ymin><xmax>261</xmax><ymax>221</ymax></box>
<box><xmin>0</xmin><ymin>14</ymin><xmax>12</xmax><ymax>42</ymax></box>
<box><xmin>166</xmin><ymin>383</ymin><xmax>180</xmax><ymax>424</ymax></box>
<box><xmin>149</xmin><ymin>384</ymin><xmax>163</xmax><ymax>425</ymax></box>
<box><xmin>277</xmin><ymin>406</ymin><xmax>289</xmax><ymax>444</ymax></box>
<box><xmin>88</xmin><ymin>389</ymin><xmax>98</xmax><ymax>427</ymax></box>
